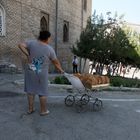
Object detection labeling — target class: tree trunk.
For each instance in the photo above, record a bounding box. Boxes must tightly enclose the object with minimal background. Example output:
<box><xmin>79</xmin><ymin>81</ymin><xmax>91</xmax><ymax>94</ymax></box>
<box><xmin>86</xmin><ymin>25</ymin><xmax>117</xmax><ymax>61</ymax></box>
<box><xmin>132</xmin><ymin>67</ymin><xmax>137</xmax><ymax>79</ymax></box>
<box><xmin>82</xmin><ymin>58</ymin><xmax>87</xmax><ymax>73</ymax></box>
<box><xmin>95</xmin><ymin>62</ymin><xmax>100</xmax><ymax>74</ymax></box>
<box><xmin>79</xmin><ymin>58</ymin><xmax>82</xmax><ymax>73</ymax></box>
<box><xmin>107</xmin><ymin>65</ymin><xmax>112</xmax><ymax>76</ymax></box>
<box><xmin>100</xmin><ymin>63</ymin><xmax>104</xmax><ymax>75</ymax></box>
<box><xmin>90</xmin><ymin>60</ymin><xmax>96</xmax><ymax>74</ymax></box>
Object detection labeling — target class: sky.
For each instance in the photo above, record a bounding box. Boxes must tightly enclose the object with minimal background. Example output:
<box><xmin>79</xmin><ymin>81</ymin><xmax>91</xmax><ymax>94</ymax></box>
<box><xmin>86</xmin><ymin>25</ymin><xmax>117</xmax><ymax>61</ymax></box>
<box><xmin>92</xmin><ymin>0</ymin><xmax>140</xmax><ymax>24</ymax></box>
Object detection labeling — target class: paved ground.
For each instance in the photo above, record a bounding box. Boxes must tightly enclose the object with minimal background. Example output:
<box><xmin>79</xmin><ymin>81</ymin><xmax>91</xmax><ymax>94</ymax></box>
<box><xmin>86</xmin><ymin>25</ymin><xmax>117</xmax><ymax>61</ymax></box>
<box><xmin>0</xmin><ymin>73</ymin><xmax>140</xmax><ymax>140</ymax></box>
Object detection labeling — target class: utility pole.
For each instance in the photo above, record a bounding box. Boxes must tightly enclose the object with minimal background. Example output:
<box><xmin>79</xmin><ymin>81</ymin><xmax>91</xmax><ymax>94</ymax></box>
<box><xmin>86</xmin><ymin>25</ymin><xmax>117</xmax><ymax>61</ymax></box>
<box><xmin>81</xmin><ymin>0</ymin><xmax>84</xmax><ymax>31</ymax></box>
<box><xmin>79</xmin><ymin>0</ymin><xmax>84</xmax><ymax>73</ymax></box>
<box><xmin>55</xmin><ymin>0</ymin><xmax>58</xmax><ymax>55</ymax></box>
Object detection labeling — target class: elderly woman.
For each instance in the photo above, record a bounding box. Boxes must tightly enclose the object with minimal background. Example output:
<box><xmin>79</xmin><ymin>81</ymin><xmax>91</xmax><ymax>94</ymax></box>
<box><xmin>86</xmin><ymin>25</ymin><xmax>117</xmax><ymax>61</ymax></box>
<box><xmin>18</xmin><ymin>31</ymin><xmax>64</xmax><ymax>116</ymax></box>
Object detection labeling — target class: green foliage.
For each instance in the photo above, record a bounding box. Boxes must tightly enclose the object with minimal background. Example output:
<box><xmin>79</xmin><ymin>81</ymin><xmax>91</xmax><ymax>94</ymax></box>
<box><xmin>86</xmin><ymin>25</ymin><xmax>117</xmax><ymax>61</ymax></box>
<box><xmin>71</xmin><ymin>10</ymin><xmax>140</xmax><ymax>74</ymax></box>
<box><xmin>53</xmin><ymin>76</ymin><xmax>70</xmax><ymax>85</ymax></box>
<box><xmin>52</xmin><ymin>75</ymin><xmax>140</xmax><ymax>88</ymax></box>
<box><xmin>110</xmin><ymin>76</ymin><xmax>140</xmax><ymax>88</ymax></box>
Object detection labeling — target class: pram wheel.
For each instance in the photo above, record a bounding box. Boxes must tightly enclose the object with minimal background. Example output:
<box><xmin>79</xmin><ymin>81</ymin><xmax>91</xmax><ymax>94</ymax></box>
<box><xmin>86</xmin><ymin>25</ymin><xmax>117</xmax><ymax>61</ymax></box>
<box><xmin>93</xmin><ymin>98</ymin><xmax>103</xmax><ymax>111</ymax></box>
<box><xmin>75</xmin><ymin>100</ymin><xmax>84</xmax><ymax>113</ymax></box>
<box><xmin>65</xmin><ymin>95</ymin><xmax>75</xmax><ymax>107</ymax></box>
<box><xmin>81</xmin><ymin>94</ymin><xmax>90</xmax><ymax>105</ymax></box>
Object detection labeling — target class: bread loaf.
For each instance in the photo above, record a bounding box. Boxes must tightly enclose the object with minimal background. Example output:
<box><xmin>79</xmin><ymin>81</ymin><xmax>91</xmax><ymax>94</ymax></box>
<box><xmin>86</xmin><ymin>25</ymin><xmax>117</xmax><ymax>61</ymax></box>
<box><xmin>73</xmin><ymin>73</ymin><xmax>110</xmax><ymax>88</ymax></box>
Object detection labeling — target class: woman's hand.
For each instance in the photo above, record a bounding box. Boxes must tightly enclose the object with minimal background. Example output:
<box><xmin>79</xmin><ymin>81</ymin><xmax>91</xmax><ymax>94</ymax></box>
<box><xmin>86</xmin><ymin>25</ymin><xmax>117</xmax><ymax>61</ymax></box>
<box><xmin>60</xmin><ymin>70</ymin><xmax>65</xmax><ymax>74</ymax></box>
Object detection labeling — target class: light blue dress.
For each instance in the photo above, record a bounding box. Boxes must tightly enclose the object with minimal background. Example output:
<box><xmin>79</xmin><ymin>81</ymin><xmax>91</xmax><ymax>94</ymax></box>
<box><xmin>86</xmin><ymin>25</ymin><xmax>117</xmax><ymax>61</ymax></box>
<box><xmin>24</xmin><ymin>40</ymin><xmax>57</xmax><ymax>96</ymax></box>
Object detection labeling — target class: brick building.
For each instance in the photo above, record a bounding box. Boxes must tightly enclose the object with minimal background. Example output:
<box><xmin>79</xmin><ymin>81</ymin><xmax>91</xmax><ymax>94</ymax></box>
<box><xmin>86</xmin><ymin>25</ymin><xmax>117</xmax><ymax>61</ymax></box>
<box><xmin>0</xmin><ymin>0</ymin><xmax>92</xmax><ymax>72</ymax></box>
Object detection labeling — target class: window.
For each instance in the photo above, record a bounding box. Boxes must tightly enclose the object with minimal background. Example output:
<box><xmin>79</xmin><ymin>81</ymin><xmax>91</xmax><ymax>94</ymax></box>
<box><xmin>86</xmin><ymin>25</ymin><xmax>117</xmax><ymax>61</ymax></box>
<box><xmin>40</xmin><ymin>12</ymin><xmax>49</xmax><ymax>31</ymax></box>
<box><xmin>83</xmin><ymin>0</ymin><xmax>87</xmax><ymax>11</ymax></box>
<box><xmin>63</xmin><ymin>21</ymin><xmax>69</xmax><ymax>42</ymax></box>
<box><xmin>0</xmin><ymin>4</ymin><xmax>5</xmax><ymax>36</ymax></box>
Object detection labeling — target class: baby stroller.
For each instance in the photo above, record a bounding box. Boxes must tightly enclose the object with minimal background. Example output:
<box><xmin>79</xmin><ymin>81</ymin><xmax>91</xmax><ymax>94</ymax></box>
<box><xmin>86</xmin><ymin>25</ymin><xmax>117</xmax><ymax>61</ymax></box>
<box><xmin>64</xmin><ymin>73</ymin><xmax>104</xmax><ymax>112</ymax></box>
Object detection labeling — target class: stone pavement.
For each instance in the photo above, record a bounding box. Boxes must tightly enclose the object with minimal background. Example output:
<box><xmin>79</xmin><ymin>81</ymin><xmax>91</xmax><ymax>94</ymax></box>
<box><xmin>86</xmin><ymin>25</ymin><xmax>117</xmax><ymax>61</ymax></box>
<box><xmin>0</xmin><ymin>73</ymin><xmax>140</xmax><ymax>140</ymax></box>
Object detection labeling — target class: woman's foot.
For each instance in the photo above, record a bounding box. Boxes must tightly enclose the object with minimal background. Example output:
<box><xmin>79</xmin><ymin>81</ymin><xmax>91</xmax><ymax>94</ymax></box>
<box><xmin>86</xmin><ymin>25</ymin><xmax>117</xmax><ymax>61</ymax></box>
<box><xmin>40</xmin><ymin>110</ymin><xmax>50</xmax><ymax>116</ymax></box>
<box><xmin>27</xmin><ymin>110</ymin><xmax>35</xmax><ymax>114</ymax></box>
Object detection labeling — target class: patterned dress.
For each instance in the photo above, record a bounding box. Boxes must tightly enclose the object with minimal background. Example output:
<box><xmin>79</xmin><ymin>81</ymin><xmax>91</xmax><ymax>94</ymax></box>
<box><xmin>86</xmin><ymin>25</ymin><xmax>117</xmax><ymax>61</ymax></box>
<box><xmin>24</xmin><ymin>40</ymin><xmax>57</xmax><ymax>96</ymax></box>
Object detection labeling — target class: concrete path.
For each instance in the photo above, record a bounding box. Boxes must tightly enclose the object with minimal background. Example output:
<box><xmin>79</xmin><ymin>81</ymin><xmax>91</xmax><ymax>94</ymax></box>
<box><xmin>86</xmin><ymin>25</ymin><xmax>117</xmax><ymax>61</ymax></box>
<box><xmin>0</xmin><ymin>73</ymin><xmax>140</xmax><ymax>140</ymax></box>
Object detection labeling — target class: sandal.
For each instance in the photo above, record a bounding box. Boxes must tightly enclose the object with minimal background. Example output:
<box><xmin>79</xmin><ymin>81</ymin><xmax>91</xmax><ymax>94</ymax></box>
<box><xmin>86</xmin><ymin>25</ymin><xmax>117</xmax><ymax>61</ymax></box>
<box><xmin>27</xmin><ymin>110</ymin><xmax>35</xmax><ymax>115</ymax></box>
<box><xmin>40</xmin><ymin>110</ymin><xmax>50</xmax><ymax>116</ymax></box>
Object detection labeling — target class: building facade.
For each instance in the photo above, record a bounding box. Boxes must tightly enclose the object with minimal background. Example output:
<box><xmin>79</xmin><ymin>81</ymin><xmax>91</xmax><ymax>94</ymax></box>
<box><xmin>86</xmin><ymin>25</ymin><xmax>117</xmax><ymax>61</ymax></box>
<box><xmin>0</xmin><ymin>0</ymin><xmax>92</xmax><ymax>72</ymax></box>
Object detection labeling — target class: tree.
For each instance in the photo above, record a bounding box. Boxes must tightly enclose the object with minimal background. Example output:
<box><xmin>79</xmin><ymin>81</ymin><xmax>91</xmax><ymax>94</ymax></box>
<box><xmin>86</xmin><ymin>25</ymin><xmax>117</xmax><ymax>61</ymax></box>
<box><xmin>71</xmin><ymin>17</ymin><xmax>94</xmax><ymax>72</ymax></box>
<box><xmin>71</xmin><ymin>11</ymin><xmax>140</xmax><ymax>76</ymax></box>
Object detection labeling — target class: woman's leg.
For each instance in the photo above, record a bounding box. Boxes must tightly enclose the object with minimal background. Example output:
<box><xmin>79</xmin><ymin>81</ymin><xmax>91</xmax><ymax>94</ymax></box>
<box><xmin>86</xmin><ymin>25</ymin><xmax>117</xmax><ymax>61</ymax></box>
<box><xmin>39</xmin><ymin>95</ymin><xmax>47</xmax><ymax>113</ymax></box>
<box><xmin>27</xmin><ymin>94</ymin><xmax>35</xmax><ymax>113</ymax></box>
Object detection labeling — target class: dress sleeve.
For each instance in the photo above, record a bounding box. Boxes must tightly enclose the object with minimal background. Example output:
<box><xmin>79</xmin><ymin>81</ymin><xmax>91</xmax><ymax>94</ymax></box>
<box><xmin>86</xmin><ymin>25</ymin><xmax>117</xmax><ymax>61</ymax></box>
<box><xmin>49</xmin><ymin>47</ymin><xmax>57</xmax><ymax>61</ymax></box>
<box><xmin>25</xmin><ymin>40</ymin><xmax>31</xmax><ymax>49</ymax></box>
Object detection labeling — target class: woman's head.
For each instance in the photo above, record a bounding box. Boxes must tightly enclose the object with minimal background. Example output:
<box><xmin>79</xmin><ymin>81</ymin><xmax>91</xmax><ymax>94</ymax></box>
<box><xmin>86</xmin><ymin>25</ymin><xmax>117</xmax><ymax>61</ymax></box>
<box><xmin>38</xmin><ymin>31</ymin><xmax>51</xmax><ymax>42</ymax></box>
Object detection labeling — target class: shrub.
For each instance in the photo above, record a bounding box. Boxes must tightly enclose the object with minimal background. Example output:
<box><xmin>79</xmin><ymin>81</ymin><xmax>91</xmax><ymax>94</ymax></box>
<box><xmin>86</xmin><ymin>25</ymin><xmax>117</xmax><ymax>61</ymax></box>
<box><xmin>53</xmin><ymin>76</ymin><xmax>71</xmax><ymax>85</ymax></box>
<box><xmin>52</xmin><ymin>75</ymin><xmax>140</xmax><ymax>88</ymax></box>
<box><xmin>110</xmin><ymin>76</ymin><xmax>140</xmax><ymax>88</ymax></box>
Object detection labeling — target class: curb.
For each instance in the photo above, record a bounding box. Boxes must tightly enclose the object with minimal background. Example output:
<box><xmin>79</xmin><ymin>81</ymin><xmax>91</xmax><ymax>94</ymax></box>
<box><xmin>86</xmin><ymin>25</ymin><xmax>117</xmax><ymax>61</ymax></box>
<box><xmin>13</xmin><ymin>79</ymin><xmax>140</xmax><ymax>92</ymax></box>
<box><xmin>106</xmin><ymin>86</ymin><xmax>140</xmax><ymax>92</ymax></box>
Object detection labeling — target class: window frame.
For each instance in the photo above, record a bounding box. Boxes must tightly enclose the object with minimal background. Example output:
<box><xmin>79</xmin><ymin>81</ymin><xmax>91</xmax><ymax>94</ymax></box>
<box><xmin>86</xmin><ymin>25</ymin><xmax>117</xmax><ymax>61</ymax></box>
<box><xmin>63</xmin><ymin>20</ymin><xmax>69</xmax><ymax>43</ymax></box>
<box><xmin>40</xmin><ymin>12</ymin><xmax>49</xmax><ymax>31</ymax></box>
<box><xmin>0</xmin><ymin>4</ymin><xmax>6</xmax><ymax>36</ymax></box>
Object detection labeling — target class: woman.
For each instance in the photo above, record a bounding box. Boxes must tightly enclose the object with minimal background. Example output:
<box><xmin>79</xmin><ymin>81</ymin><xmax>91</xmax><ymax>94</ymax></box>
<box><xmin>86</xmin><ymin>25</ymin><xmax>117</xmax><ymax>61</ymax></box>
<box><xmin>18</xmin><ymin>31</ymin><xmax>64</xmax><ymax>116</ymax></box>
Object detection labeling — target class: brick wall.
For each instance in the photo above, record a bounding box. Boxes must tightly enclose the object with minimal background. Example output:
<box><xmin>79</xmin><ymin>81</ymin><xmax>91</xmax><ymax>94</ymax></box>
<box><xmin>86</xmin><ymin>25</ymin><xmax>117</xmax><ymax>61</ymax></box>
<box><xmin>0</xmin><ymin>0</ymin><xmax>92</xmax><ymax>73</ymax></box>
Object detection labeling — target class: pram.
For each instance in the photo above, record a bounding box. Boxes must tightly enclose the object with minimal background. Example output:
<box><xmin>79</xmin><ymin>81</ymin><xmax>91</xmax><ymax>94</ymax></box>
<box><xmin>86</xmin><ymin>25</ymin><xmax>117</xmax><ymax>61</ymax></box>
<box><xmin>64</xmin><ymin>73</ymin><xmax>109</xmax><ymax>112</ymax></box>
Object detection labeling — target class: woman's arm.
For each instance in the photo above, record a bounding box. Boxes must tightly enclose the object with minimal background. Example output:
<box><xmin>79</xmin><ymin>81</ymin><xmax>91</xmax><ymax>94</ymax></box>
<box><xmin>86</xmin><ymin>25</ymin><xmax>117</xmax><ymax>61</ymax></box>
<box><xmin>51</xmin><ymin>59</ymin><xmax>64</xmax><ymax>73</ymax></box>
<box><xmin>18</xmin><ymin>43</ymin><xmax>29</xmax><ymax>57</ymax></box>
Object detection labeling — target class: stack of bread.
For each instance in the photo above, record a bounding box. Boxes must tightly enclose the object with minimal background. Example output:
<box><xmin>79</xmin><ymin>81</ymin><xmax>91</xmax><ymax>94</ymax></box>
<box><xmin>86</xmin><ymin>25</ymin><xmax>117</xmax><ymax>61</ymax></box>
<box><xmin>74</xmin><ymin>73</ymin><xmax>110</xmax><ymax>89</ymax></box>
